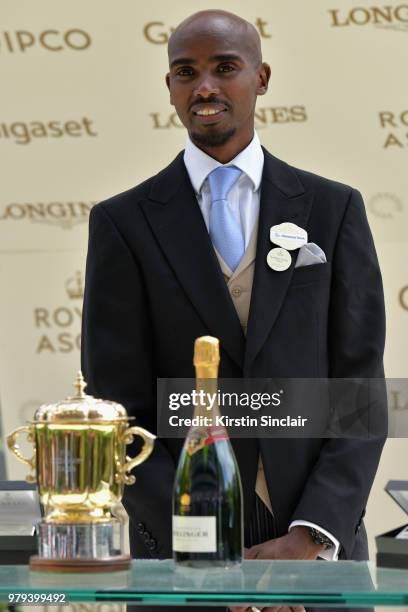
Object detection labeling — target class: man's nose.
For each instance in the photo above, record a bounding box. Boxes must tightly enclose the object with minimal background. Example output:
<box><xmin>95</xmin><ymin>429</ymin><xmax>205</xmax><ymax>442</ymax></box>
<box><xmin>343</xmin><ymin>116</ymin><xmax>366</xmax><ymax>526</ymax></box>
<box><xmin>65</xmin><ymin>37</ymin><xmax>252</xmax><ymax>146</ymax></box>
<box><xmin>193</xmin><ymin>75</ymin><xmax>220</xmax><ymax>98</ymax></box>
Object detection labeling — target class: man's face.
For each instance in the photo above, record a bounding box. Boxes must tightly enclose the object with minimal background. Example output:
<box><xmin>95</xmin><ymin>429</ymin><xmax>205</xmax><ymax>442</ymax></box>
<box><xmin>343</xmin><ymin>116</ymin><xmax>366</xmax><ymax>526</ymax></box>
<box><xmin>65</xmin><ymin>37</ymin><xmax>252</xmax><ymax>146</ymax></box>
<box><xmin>166</xmin><ymin>28</ymin><xmax>268</xmax><ymax>148</ymax></box>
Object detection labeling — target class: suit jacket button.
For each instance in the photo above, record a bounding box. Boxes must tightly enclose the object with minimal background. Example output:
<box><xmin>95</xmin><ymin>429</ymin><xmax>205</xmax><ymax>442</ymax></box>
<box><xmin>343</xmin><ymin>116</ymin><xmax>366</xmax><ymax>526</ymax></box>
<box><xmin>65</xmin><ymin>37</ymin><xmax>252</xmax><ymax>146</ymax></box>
<box><xmin>136</xmin><ymin>522</ymin><xmax>145</xmax><ymax>533</ymax></box>
<box><xmin>143</xmin><ymin>530</ymin><xmax>151</xmax><ymax>541</ymax></box>
<box><xmin>147</xmin><ymin>539</ymin><xmax>157</xmax><ymax>550</ymax></box>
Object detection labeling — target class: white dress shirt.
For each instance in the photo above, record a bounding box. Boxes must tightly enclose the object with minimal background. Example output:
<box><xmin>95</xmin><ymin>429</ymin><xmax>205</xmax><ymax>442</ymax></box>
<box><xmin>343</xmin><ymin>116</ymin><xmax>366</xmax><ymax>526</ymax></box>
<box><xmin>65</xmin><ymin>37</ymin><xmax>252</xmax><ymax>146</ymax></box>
<box><xmin>183</xmin><ymin>132</ymin><xmax>340</xmax><ymax>561</ymax></box>
<box><xmin>183</xmin><ymin>131</ymin><xmax>263</xmax><ymax>250</ymax></box>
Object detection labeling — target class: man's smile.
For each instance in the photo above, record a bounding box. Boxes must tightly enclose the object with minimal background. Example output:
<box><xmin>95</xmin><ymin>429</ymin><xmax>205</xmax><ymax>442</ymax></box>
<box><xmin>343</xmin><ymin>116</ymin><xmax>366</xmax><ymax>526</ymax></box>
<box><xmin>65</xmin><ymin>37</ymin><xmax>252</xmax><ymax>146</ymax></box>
<box><xmin>191</xmin><ymin>103</ymin><xmax>228</xmax><ymax>123</ymax></box>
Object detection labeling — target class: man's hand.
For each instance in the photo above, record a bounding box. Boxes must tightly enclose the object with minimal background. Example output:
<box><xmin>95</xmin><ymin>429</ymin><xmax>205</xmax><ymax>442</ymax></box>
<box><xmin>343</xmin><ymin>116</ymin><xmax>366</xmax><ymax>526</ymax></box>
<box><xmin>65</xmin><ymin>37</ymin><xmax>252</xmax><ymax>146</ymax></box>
<box><xmin>246</xmin><ymin>525</ymin><xmax>325</xmax><ymax>560</ymax></box>
<box><xmin>229</xmin><ymin>529</ymin><xmax>324</xmax><ymax>612</ymax></box>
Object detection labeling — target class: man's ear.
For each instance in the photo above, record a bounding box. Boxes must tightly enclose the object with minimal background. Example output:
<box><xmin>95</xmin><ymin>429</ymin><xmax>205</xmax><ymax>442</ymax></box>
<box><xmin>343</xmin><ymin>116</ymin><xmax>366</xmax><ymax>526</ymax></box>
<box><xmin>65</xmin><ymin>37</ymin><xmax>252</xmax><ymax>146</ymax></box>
<box><xmin>257</xmin><ymin>62</ymin><xmax>271</xmax><ymax>96</ymax></box>
<box><xmin>165</xmin><ymin>73</ymin><xmax>174</xmax><ymax>105</ymax></box>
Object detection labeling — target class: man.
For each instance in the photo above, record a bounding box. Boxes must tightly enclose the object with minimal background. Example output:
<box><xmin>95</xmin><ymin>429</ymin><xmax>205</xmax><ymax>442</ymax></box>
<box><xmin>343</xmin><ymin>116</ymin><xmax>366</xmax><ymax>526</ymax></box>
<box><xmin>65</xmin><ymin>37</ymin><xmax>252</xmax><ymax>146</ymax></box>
<box><xmin>81</xmin><ymin>9</ymin><xmax>386</xmax><ymax>612</ymax></box>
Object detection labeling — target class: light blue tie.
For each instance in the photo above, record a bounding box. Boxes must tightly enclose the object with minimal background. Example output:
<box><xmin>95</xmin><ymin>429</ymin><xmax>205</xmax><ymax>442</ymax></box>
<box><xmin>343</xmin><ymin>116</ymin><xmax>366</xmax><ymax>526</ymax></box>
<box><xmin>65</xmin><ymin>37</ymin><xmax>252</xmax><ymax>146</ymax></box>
<box><xmin>208</xmin><ymin>165</ymin><xmax>244</xmax><ymax>272</ymax></box>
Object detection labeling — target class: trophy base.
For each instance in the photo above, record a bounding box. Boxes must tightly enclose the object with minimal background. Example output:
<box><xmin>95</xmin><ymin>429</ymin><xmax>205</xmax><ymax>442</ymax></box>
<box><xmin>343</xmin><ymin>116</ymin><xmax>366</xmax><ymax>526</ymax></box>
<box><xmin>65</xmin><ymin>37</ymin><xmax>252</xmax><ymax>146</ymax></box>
<box><xmin>31</xmin><ymin>520</ymin><xmax>131</xmax><ymax>573</ymax></box>
<box><xmin>30</xmin><ymin>555</ymin><xmax>130</xmax><ymax>573</ymax></box>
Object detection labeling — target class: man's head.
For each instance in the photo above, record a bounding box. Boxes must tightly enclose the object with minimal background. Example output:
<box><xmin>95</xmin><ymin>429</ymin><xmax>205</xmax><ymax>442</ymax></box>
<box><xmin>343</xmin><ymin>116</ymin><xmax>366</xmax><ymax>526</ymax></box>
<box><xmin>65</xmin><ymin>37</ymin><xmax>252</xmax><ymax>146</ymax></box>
<box><xmin>166</xmin><ymin>10</ymin><xmax>270</xmax><ymax>161</ymax></box>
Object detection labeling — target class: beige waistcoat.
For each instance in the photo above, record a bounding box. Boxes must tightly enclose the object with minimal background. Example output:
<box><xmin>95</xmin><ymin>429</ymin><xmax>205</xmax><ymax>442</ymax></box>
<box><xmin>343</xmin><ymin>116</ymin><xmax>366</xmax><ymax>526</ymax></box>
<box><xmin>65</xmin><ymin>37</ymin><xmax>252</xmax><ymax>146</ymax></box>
<box><xmin>213</xmin><ymin>220</ymin><xmax>273</xmax><ymax>515</ymax></box>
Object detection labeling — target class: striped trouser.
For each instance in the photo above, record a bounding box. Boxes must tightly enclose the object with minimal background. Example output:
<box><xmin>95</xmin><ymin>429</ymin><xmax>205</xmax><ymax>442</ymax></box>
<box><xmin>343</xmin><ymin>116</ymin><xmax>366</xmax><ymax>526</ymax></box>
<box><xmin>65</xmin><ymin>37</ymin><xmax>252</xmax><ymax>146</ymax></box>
<box><xmin>248</xmin><ymin>493</ymin><xmax>276</xmax><ymax>546</ymax></box>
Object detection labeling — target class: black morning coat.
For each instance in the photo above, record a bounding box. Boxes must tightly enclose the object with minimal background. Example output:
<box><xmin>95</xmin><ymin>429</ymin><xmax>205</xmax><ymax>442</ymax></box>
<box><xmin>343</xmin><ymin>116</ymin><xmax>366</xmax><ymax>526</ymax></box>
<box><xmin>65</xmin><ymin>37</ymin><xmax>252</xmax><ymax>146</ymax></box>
<box><xmin>81</xmin><ymin>147</ymin><xmax>387</xmax><ymax>561</ymax></box>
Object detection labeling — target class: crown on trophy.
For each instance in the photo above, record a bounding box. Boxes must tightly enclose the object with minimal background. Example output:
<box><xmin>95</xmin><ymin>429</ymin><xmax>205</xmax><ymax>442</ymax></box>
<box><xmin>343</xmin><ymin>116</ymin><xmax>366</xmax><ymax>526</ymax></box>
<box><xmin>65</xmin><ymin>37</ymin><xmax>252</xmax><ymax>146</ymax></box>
<box><xmin>65</xmin><ymin>271</ymin><xmax>84</xmax><ymax>300</ymax></box>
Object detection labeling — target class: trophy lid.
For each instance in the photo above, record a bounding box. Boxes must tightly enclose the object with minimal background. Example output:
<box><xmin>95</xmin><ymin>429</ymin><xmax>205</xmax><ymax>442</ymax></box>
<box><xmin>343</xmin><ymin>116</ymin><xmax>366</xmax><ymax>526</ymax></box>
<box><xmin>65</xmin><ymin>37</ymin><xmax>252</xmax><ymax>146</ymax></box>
<box><xmin>33</xmin><ymin>372</ymin><xmax>129</xmax><ymax>423</ymax></box>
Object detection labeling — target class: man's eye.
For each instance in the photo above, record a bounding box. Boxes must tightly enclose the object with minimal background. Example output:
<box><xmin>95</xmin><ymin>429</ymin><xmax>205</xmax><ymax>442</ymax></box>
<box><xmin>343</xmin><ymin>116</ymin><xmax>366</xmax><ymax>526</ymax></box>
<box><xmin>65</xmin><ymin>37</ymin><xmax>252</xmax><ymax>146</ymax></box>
<box><xmin>218</xmin><ymin>64</ymin><xmax>235</xmax><ymax>73</ymax></box>
<box><xmin>176</xmin><ymin>68</ymin><xmax>194</xmax><ymax>76</ymax></box>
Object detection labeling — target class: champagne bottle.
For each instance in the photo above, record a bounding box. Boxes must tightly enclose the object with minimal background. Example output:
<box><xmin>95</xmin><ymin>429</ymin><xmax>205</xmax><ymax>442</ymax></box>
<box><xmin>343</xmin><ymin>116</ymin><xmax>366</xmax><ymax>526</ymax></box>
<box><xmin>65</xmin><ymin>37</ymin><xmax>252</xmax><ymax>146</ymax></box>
<box><xmin>172</xmin><ymin>336</ymin><xmax>243</xmax><ymax>567</ymax></box>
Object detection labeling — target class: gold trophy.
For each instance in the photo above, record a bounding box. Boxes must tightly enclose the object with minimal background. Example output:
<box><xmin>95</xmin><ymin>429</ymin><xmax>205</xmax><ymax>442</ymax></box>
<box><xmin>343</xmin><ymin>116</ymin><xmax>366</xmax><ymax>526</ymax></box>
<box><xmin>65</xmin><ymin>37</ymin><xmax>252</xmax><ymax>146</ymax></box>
<box><xmin>7</xmin><ymin>372</ymin><xmax>155</xmax><ymax>572</ymax></box>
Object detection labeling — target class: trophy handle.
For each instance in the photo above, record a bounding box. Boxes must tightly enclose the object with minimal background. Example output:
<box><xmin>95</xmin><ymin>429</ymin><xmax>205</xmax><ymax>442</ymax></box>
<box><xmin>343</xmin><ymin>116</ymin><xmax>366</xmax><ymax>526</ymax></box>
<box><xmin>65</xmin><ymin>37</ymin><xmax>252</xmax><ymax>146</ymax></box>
<box><xmin>6</xmin><ymin>425</ymin><xmax>36</xmax><ymax>483</ymax></box>
<box><xmin>119</xmin><ymin>426</ymin><xmax>156</xmax><ymax>485</ymax></box>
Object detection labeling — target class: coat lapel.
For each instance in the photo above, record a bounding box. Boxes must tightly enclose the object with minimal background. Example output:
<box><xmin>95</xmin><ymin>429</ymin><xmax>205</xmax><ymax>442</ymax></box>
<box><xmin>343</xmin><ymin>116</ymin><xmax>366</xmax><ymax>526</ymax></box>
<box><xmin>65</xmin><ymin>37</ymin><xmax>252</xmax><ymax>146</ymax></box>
<box><xmin>140</xmin><ymin>152</ymin><xmax>245</xmax><ymax>369</ymax></box>
<box><xmin>244</xmin><ymin>149</ymin><xmax>314</xmax><ymax>371</ymax></box>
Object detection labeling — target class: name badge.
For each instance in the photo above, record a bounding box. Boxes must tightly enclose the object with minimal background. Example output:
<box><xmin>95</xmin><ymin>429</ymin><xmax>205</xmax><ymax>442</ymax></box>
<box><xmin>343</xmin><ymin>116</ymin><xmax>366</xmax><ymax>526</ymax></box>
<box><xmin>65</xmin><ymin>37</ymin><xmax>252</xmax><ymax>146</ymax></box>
<box><xmin>270</xmin><ymin>222</ymin><xmax>307</xmax><ymax>251</ymax></box>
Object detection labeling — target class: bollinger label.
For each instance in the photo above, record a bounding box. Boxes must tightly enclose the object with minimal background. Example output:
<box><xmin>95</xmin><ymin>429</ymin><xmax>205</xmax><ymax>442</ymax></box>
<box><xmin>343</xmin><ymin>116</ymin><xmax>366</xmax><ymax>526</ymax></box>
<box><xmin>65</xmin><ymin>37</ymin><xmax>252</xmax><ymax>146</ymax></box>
<box><xmin>185</xmin><ymin>426</ymin><xmax>228</xmax><ymax>456</ymax></box>
<box><xmin>172</xmin><ymin>515</ymin><xmax>217</xmax><ymax>552</ymax></box>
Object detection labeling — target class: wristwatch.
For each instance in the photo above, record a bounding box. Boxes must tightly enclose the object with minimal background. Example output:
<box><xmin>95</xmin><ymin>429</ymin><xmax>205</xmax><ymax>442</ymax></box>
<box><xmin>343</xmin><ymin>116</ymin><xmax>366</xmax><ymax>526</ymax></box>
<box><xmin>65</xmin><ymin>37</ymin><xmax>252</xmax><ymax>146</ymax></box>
<box><xmin>308</xmin><ymin>527</ymin><xmax>333</xmax><ymax>550</ymax></box>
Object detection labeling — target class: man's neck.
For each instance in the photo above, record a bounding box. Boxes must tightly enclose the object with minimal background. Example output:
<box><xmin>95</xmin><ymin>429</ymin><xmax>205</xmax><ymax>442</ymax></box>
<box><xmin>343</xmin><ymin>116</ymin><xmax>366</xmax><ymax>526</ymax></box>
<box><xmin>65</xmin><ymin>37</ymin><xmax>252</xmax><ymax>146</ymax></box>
<box><xmin>189</xmin><ymin>130</ymin><xmax>254</xmax><ymax>164</ymax></box>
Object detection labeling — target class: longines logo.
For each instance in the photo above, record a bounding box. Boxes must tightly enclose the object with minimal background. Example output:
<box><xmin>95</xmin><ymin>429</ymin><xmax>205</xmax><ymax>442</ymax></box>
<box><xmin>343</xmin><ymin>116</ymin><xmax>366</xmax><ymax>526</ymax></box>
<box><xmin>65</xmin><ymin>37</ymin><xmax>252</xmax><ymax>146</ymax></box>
<box><xmin>151</xmin><ymin>105</ymin><xmax>307</xmax><ymax>129</ymax></box>
<box><xmin>143</xmin><ymin>18</ymin><xmax>271</xmax><ymax>44</ymax></box>
<box><xmin>378</xmin><ymin>110</ymin><xmax>408</xmax><ymax>148</ymax></box>
<box><xmin>0</xmin><ymin>201</ymin><xmax>95</xmax><ymax>229</ymax></box>
<box><xmin>0</xmin><ymin>117</ymin><xmax>97</xmax><ymax>145</ymax></box>
<box><xmin>367</xmin><ymin>193</ymin><xmax>404</xmax><ymax>218</ymax></box>
<box><xmin>34</xmin><ymin>271</ymin><xmax>83</xmax><ymax>354</ymax></box>
<box><xmin>329</xmin><ymin>5</ymin><xmax>408</xmax><ymax>31</ymax></box>
<box><xmin>0</xmin><ymin>29</ymin><xmax>91</xmax><ymax>53</ymax></box>
<box><xmin>399</xmin><ymin>285</ymin><xmax>408</xmax><ymax>311</ymax></box>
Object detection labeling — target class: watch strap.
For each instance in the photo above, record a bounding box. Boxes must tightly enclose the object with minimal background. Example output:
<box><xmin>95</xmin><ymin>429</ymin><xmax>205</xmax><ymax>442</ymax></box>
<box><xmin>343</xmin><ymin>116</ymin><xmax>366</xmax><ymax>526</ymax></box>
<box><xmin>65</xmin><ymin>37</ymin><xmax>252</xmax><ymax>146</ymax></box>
<box><xmin>308</xmin><ymin>527</ymin><xmax>333</xmax><ymax>550</ymax></box>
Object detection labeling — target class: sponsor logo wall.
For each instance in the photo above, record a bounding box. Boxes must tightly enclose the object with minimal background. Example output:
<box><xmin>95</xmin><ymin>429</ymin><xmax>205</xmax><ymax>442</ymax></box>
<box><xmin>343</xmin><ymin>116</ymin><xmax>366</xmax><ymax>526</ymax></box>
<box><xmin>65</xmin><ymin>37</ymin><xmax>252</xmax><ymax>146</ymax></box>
<box><xmin>0</xmin><ymin>252</ymin><xmax>85</xmax><ymax>482</ymax></box>
<box><xmin>328</xmin><ymin>5</ymin><xmax>408</xmax><ymax>29</ymax></box>
<box><xmin>1</xmin><ymin>0</ymin><xmax>407</xmax><ymax>557</ymax></box>
<box><xmin>0</xmin><ymin>28</ymin><xmax>92</xmax><ymax>52</ymax></box>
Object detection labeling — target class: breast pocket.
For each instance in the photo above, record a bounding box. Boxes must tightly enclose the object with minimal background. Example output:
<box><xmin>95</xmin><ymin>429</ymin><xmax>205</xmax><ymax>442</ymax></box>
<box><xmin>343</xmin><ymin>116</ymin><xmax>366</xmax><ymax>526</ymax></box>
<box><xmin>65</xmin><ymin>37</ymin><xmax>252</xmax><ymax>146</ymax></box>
<box><xmin>290</xmin><ymin>261</ymin><xmax>331</xmax><ymax>288</ymax></box>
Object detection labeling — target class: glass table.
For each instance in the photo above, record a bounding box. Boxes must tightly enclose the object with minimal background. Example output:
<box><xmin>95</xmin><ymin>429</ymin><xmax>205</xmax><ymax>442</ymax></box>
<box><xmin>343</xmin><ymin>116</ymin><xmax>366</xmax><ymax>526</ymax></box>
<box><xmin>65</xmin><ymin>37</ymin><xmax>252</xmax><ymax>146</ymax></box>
<box><xmin>0</xmin><ymin>559</ymin><xmax>407</xmax><ymax>606</ymax></box>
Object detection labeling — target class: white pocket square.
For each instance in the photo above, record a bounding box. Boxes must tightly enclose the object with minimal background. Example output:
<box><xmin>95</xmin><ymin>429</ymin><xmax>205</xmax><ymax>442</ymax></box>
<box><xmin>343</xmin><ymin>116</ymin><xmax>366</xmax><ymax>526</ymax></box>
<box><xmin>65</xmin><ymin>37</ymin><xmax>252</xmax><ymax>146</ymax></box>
<box><xmin>295</xmin><ymin>243</ymin><xmax>327</xmax><ymax>268</ymax></box>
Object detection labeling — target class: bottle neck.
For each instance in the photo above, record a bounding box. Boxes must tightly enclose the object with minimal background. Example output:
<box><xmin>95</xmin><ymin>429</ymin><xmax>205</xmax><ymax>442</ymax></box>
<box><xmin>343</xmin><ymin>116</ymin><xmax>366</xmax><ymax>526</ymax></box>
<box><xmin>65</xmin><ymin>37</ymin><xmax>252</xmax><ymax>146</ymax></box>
<box><xmin>195</xmin><ymin>365</ymin><xmax>217</xmax><ymax>379</ymax></box>
<box><xmin>194</xmin><ymin>367</ymin><xmax>220</xmax><ymax>419</ymax></box>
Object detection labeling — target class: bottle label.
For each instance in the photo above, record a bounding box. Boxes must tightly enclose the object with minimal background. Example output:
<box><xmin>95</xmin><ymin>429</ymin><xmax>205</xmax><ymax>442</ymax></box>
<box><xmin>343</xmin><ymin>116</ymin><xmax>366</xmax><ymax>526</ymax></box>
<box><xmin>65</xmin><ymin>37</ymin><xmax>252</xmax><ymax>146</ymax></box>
<box><xmin>186</xmin><ymin>426</ymin><xmax>228</xmax><ymax>456</ymax></box>
<box><xmin>172</xmin><ymin>515</ymin><xmax>217</xmax><ymax>552</ymax></box>
<box><xmin>205</xmin><ymin>425</ymin><xmax>228</xmax><ymax>445</ymax></box>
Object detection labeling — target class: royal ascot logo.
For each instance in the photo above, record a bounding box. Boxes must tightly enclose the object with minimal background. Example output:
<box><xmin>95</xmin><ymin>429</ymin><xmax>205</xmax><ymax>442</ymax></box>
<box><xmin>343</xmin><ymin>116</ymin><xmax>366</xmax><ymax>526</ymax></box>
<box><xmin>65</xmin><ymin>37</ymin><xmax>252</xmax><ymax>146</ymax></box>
<box><xmin>367</xmin><ymin>193</ymin><xmax>404</xmax><ymax>218</ymax></box>
<box><xmin>0</xmin><ymin>201</ymin><xmax>96</xmax><ymax>229</ymax></box>
<box><xmin>143</xmin><ymin>18</ymin><xmax>272</xmax><ymax>44</ymax></box>
<box><xmin>34</xmin><ymin>271</ymin><xmax>83</xmax><ymax>354</ymax></box>
<box><xmin>0</xmin><ymin>117</ymin><xmax>97</xmax><ymax>145</ymax></box>
<box><xmin>329</xmin><ymin>5</ymin><xmax>408</xmax><ymax>31</ymax></box>
<box><xmin>65</xmin><ymin>271</ymin><xmax>84</xmax><ymax>300</ymax></box>
<box><xmin>399</xmin><ymin>285</ymin><xmax>408</xmax><ymax>311</ymax></box>
<box><xmin>378</xmin><ymin>110</ymin><xmax>408</xmax><ymax>148</ymax></box>
<box><xmin>151</xmin><ymin>105</ymin><xmax>307</xmax><ymax>129</ymax></box>
<box><xmin>0</xmin><ymin>29</ymin><xmax>92</xmax><ymax>53</ymax></box>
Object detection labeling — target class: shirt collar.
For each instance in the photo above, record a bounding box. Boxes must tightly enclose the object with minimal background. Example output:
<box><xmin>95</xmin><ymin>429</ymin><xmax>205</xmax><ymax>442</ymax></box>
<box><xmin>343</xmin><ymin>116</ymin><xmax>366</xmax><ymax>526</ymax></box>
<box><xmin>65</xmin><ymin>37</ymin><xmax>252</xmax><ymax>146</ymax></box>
<box><xmin>183</xmin><ymin>131</ymin><xmax>264</xmax><ymax>194</ymax></box>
